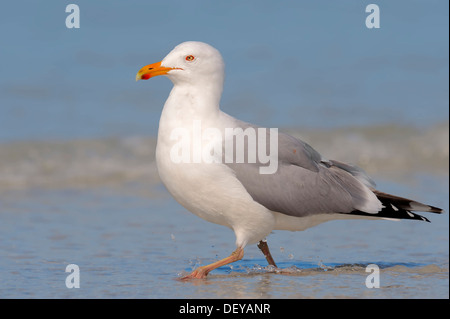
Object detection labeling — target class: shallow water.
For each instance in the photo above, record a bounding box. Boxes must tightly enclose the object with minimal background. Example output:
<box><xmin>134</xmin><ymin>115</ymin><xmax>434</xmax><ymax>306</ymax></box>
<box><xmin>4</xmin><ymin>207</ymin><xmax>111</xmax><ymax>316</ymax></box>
<box><xmin>0</xmin><ymin>131</ymin><xmax>448</xmax><ymax>299</ymax></box>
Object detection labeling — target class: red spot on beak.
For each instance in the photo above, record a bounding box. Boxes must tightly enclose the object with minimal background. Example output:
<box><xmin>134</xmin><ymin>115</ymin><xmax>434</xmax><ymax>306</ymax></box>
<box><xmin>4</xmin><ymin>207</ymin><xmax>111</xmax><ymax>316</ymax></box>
<box><xmin>141</xmin><ymin>73</ymin><xmax>151</xmax><ymax>80</ymax></box>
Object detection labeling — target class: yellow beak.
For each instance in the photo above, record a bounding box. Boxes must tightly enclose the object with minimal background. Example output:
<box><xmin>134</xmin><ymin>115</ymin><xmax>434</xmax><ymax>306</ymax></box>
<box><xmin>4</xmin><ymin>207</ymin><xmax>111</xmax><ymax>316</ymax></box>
<box><xmin>135</xmin><ymin>61</ymin><xmax>180</xmax><ymax>81</ymax></box>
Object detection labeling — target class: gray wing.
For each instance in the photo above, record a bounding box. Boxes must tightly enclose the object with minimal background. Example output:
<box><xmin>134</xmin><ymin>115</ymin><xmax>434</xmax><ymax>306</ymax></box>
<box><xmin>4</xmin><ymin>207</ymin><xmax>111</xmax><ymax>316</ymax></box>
<box><xmin>222</xmin><ymin>119</ymin><xmax>377</xmax><ymax>217</ymax></box>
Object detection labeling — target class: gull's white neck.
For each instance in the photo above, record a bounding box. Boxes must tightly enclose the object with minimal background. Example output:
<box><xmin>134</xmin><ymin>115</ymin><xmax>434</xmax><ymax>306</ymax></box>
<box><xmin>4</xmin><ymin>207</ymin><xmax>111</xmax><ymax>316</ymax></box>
<box><xmin>156</xmin><ymin>66</ymin><xmax>227</xmax><ymax>154</ymax></box>
<box><xmin>159</xmin><ymin>79</ymin><xmax>223</xmax><ymax>128</ymax></box>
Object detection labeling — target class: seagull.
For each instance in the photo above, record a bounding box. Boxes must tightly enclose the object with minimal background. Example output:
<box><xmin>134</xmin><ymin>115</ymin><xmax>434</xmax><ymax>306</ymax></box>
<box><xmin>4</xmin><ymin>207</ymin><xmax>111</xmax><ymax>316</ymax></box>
<box><xmin>136</xmin><ymin>41</ymin><xmax>443</xmax><ymax>279</ymax></box>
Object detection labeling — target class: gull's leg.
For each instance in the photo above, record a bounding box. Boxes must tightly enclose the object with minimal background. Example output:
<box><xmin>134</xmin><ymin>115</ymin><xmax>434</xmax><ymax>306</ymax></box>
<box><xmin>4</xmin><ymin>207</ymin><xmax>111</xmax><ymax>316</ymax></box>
<box><xmin>180</xmin><ymin>247</ymin><xmax>244</xmax><ymax>280</ymax></box>
<box><xmin>257</xmin><ymin>239</ymin><xmax>277</xmax><ymax>268</ymax></box>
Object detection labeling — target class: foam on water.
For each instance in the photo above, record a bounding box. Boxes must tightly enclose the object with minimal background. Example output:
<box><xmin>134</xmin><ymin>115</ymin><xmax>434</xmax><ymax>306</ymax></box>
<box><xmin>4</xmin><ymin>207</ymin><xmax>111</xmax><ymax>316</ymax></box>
<box><xmin>0</xmin><ymin>136</ymin><xmax>159</xmax><ymax>192</ymax></box>
<box><xmin>0</xmin><ymin>122</ymin><xmax>447</xmax><ymax>192</ymax></box>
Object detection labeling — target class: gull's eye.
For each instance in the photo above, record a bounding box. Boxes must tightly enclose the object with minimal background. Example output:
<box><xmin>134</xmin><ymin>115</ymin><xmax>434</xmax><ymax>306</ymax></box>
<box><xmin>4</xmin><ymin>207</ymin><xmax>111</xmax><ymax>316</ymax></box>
<box><xmin>185</xmin><ymin>55</ymin><xmax>195</xmax><ymax>62</ymax></box>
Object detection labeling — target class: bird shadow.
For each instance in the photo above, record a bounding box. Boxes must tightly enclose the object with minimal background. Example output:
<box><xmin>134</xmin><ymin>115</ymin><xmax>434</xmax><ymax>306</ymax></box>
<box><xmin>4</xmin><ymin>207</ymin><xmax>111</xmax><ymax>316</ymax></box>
<box><xmin>178</xmin><ymin>259</ymin><xmax>429</xmax><ymax>280</ymax></box>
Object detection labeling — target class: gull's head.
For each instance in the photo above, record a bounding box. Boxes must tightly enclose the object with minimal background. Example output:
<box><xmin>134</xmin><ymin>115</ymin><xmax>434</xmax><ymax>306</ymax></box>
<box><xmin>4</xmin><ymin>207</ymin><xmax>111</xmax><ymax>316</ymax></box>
<box><xmin>136</xmin><ymin>41</ymin><xmax>225</xmax><ymax>87</ymax></box>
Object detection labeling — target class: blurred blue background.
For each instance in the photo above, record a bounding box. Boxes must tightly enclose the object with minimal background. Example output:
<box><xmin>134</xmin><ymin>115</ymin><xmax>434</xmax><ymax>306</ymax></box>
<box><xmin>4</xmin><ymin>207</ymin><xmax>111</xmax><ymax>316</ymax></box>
<box><xmin>0</xmin><ymin>0</ymin><xmax>448</xmax><ymax>141</ymax></box>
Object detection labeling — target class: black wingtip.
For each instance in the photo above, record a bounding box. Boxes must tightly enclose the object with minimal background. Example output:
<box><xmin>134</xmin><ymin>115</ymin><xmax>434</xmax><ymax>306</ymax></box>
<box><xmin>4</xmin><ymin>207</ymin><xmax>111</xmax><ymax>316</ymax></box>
<box><xmin>347</xmin><ymin>207</ymin><xmax>432</xmax><ymax>222</ymax></box>
<box><xmin>427</xmin><ymin>205</ymin><xmax>444</xmax><ymax>214</ymax></box>
<box><xmin>373</xmin><ymin>190</ymin><xmax>443</xmax><ymax>215</ymax></box>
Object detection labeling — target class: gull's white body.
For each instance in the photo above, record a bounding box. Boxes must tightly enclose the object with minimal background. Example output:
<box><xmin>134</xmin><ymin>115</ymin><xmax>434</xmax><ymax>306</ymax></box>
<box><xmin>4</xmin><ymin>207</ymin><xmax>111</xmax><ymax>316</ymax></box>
<box><xmin>156</xmin><ymin>92</ymin><xmax>274</xmax><ymax>247</ymax></box>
